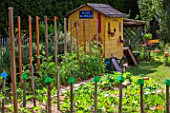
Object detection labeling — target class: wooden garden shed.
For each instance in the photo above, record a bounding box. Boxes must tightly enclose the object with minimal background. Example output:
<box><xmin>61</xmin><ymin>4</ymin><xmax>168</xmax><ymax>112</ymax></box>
<box><xmin>66</xmin><ymin>3</ymin><xmax>126</xmax><ymax>59</ymax></box>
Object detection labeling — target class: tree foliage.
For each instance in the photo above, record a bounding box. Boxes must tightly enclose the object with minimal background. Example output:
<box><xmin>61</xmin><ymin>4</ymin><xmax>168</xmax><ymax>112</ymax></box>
<box><xmin>138</xmin><ymin>0</ymin><xmax>170</xmax><ymax>43</ymax></box>
<box><xmin>0</xmin><ymin>0</ymin><xmax>139</xmax><ymax>37</ymax></box>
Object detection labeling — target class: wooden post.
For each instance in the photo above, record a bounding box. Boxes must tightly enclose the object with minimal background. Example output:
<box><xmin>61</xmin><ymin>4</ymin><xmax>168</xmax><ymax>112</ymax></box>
<box><xmin>70</xmin><ymin>83</ymin><xmax>73</xmax><ymax>113</ymax></box>
<box><xmin>137</xmin><ymin>79</ymin><xmax>144</xmax><ymax>113</ymax></box>
<box><xmin>140</xmin><ymin>85</ymin><xmax>144</xmax><ymax>113</ymax></box>
<box><xmin>28</xmin><ymin>16</ymin><xmax>32</xmax><ymax>67</ymax></box>
<box><xmin>36</xmin><ymin>16</ymin><xmax>40</xmax><ymax>77</ymax></box>
<box><xmin>8</xmin><ymin>7</ymin><xmax>18</xmax><ymax>113</ymax></box>
<box><xmin>117</xmin><ymin>76</ymin><xmax>124</xmax><ymax>113</ymax></box>
<box><xmin>1</xmin><ymin>78</ymin><xmax>6</xmax><ymax>113</ymax></box>
<box><xmin>93</xmin><ymin>76</ymin><xmax>100</xmax><ymax>113</ymax></box>
<box><xmin>54</xmin><ymin>16</ymin><xmax>58</xmax><ymax>63</ymax></box>
<box><xmin>44</xmin><ymin>16</ymin><xmax>49</xmax><ymax>60</ymax></box>
<box><xmin>17</xmin><ymin>16</ymin><xmax>22</xmax><ymax>84</ymax></box>
<box><xmin>64</xmin><ymin>18</ymin><xmax>67</xmax><ymax>54</ymax></box>
<box><xmin>68</xmin><ymin>78</ymin><xmax>75</xmax><ymax>113</ymax></box>
<box><xmin>83</xmin><ymin>20</ymin><xmax>86</xmax><ymax>53</ymax></box>
<box><xmin>29</xmin><ymin>16</ymin><xmax>36</xmax><ymax>106</ymax></box>
<box><xmin>88</xmin><ymin>20</ymin><xmax>91</xmax><ymax>54</ymax></box>
<box><xmin>76</xmin><ymin>20</ymin><xmax>79</xmax><ymax>60</ymax></box>
<box><xmin>57</xmin><ymin>67</ymin><xmax>60</xmax><ymax>110</ymax></box>
<box><xmin>70</xmin><ymin>19</ymin><xmax>73</xmax><ymax>55</ymax></box>
<box><xmin>166</xmin><ymin>85</ymin><xmax>169</xmax><ymax>113</ymax></box>
<box><xmin>119</xmin><ymin>81</ymin><xmax>122</xmax><ymax>113</ymax></box>
<box><xmin>94</xmin><ymin>82</ymin><xmax>98</xmax><ymax>113</ymax></box>
<box><xmin>47</xmin><ymin>83</ymin><xmax>51</xmax><ymax>113</ymax></box>
<box><xmin>23</xmin><ymin>79</ymin><xmax>26</xmax><ymax>107</ymax></box>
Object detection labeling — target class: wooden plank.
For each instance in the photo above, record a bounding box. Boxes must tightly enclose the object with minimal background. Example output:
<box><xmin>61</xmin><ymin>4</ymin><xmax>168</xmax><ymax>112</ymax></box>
<box><xmin>124</xmin><ymin>47</ymin><xmax>138</xmax><ymax>65</ymax></box>
<box><xmin>127</xmin><ymin>48</ymin><xmax>138</xmax><ymax>65</ymax></box>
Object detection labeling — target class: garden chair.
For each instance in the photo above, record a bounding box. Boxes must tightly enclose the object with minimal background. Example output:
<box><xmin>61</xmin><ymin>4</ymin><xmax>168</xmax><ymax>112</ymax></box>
<box><xmin>148</xmin><ymin>39</ymin><xmax>160</xmax><ymax>58</ymax></box>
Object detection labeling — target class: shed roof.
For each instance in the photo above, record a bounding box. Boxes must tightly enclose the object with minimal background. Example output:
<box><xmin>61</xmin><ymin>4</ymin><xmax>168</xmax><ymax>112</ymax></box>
<box><xmin>124</xmin><ymin>18</ymin><xmax>148</xmax><ymax>27</ymax></box>
<box><xmin>65</xmin><ymin>3</ymin><xmax>126</xmax><ymax>18</ymax></box>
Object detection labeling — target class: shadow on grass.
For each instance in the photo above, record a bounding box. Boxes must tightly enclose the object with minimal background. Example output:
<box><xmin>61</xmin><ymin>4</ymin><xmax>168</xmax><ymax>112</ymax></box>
<box><xmin>126</xmin><ymin>61</ymin><xmax>163</xmax><ymax>76</ymax></box>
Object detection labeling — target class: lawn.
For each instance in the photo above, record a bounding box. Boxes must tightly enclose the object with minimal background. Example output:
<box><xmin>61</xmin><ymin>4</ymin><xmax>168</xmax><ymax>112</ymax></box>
<box><xmin>127</xmin><ymin>55</ymin><xmax>170</xmax><ymax>86</ymax></box>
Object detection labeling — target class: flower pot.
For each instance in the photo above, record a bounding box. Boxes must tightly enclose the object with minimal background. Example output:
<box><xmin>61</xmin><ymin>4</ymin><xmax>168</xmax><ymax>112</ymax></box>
<box><xmin>120</xmin><ymin>40</ymin><xmax>125</xmax><ymax>44</ymax></box>
<box><xmin>110</xmin><ymin>32</ymin><xmax>115</xmax><ymax>37</ymax></box>
<box><xmin>164</xmin><ymin>52</ymin><xmax>169</xmax><ymax>57</ymax></box>
<box><xmin>145</xmin><ymin>39</ymin><xmax>150</xmax><ymax>45</ymax></box>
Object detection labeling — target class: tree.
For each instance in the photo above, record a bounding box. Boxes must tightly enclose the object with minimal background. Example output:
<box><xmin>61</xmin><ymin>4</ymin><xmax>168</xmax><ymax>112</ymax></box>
<box><xmin>159</xmin><ymin>0</ymin><xmax>170</xmax><ymax>43</ymax></box>
<box><xmin>138</xmin><ymin>0</ymin><xmax>160</xmax><ymax>39</ymax></box>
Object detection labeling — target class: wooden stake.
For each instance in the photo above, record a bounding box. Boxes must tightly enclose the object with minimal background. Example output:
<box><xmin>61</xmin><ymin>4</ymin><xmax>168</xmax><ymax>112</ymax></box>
<box><xmin>44</xmin><ymin>16</ymin><xmax>49</xmax><ymax>60</ymax></box>
<box><xmin>70</xmin><ymin>83</ymin><xmax>74</xmax><ymax>113</ymax></box>
<box><xmin>28</xmin><ymin>16</ymin><xmax>32</xmax><ymax>66</ymax></box>
<box><xmin>23</xmin><ymin>79</ymin><xmax>26</xmax><ymax>107</ymax></box>
<box><xmin>8</xmin><ymin>7</ymin><xmax>18</xmax><ymax>113</ymax></box>
<box><xmin>64</xmin><ymin>18</ymin><xmax>67</xmax><ymax>54</ymax></box>
<box><xmin>47</xmin><ymin>83</ymin><xmax>51</xmax><ymax>113</ymax></box>
<box><xmin>76</xmin><ymin>20</ymin><xmax>79</xmax><ymax>61</ymax></box>
<box><xmin>140</xmin><ymin>85</ymin><xmax>144</xmax><ymax>113</ymax></box>
<box><xmin>70</xmin><ymin>19</ymin><xmax>73</xmax><ymax>55</ymax></box>
<box><xmin>29</xmin><ymin>16</ymin><xmax>36</xmax><ymax>106</ymax></box>
<box><xmin>54</xmin><ymin>16</ymin><xmax>58</xmax><ymax>63</ymax></box>
<box><xmin>36</xmin><ymin>16</ymin><xmax>40</xmax><ymax>77</ymax></box>
<box><xmin>1</xmin><ymin>78</ymin><xmax>6</xmax><ymax>113</ymax></box>
<box><xmin>57</xmin><ymin>67</ymin><xmax>60</xmax><ymax>110</ymax></box>
<box><xmin>119</xmin><ymin>82</ymin><xmax>122</xmax><ymax>113</ymax></box>
<box><xmin>166</xmin><ymin>85</ymin><xmax>169</xmax><ymax>113</ymax></box>
<box><xmin>83</xmin><ymin>20</ymin><xmax>86</xmax><ymax>53</ymax></box>
<box><xmin>94</xmin><ymin>82</ymin><xmax>98</xmax><ymax>113</ymax></box>
<box><xmin>17</xmin><ymin>16</ymin><xmax>22</xmax><ymax>84</ymax></box>
<box><xmin>88</xmin><ymin>20</ymin><xmax>91</xmax><ymax>54</ymax></box>
<box><xmin>96</xmin><ymin>19</ymin><xmax>99</xmax><ymax>51</ymax></box>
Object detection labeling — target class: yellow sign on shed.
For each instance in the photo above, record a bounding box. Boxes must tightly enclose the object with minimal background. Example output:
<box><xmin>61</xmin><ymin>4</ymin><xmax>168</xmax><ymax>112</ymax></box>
<box><xmin>66</xmin><ymin>3</ymin><xmax>126</xmax><ymax>59</ymax></box>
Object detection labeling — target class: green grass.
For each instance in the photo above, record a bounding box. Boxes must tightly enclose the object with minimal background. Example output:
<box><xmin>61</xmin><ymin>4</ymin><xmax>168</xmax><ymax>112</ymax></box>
<box><xmin>126</xmin><ymin>56</ymin><xmax>170</xmax><ymax>86</ymax></box>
